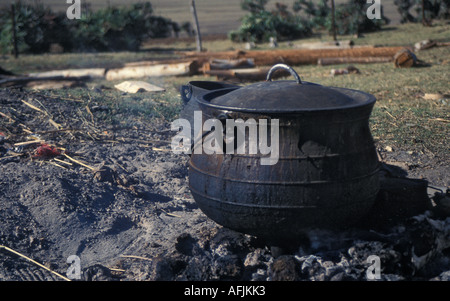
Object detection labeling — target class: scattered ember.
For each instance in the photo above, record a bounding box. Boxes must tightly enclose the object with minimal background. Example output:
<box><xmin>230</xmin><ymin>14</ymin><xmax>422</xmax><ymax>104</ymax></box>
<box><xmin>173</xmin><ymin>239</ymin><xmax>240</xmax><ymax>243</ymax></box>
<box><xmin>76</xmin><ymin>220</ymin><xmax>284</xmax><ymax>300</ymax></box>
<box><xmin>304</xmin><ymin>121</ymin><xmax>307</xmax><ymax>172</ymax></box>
<box><xmin>34</xmin><ymin>143</ymin><xmax>61</xmax><ymax>158</ymax></box>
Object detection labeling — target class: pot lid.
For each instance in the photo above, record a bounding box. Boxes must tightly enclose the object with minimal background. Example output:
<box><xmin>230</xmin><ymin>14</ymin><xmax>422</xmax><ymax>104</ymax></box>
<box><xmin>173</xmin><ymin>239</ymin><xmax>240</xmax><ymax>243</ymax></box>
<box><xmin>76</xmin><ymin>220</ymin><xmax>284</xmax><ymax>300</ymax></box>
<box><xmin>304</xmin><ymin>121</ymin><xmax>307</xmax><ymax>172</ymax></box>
<box><xmin>201</xmin><ymin>64</ymin><xmax>375</xmax><ymax>113</ymax></box>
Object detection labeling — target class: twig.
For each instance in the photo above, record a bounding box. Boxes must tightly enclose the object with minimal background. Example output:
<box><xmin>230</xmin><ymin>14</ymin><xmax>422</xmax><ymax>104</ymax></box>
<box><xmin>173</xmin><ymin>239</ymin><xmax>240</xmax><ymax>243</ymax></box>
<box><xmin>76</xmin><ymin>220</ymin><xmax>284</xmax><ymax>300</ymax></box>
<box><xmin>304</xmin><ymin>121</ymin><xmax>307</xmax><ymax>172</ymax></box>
<box><xmin>54</xmin><ymin>158</ymin><xmax>73</xmax><ymax>166</ymax></box>
<box><xmin>120</xmin><ymin>255</ymin><xmax>152</xmax><ymax>261</ymax></box>
<box><xmin>160</xmin><ymin>208</ymin><xmax>182</xmax><ymax>218</ymax></box>
<box><xmin>26</xmin><ymin>128</ymin><xmax>82</xmax><ymax>135</ymax></box>
<box><xmin>0</xmin><ymin>154</ymin><xmax>23</xmax><ymax>160</ymax></box>
<box><xmin>0</xmin><ymin>111</ymin><xmax>15</xmax><ymax>121</ymax></box>
<box><xmin>383</xmin><ymin>107</ymin><xmax>397</xmax><ymax>120</ymax></box>
<box><xmin>14</xmin><ymin>140</ymin><xmax>45</xmax><ymax>146</ymax></box>
<box><xmin>48</xmin><ymin>118</ymin><xmax>61</xmax><ymax>130</ymax></box>
<box><xmin>152</xmin><ymin>147</ymin><xmax>171</xmax><ymax>152</ymax></box>
<box><xmin>21</xmin><ymin>99</ymin><xmax>44</xmax><ymax>113</ymax></box>
<box><xmin>429</xmin><ymin>118</ymin><xmax>449</xmax><ymax>123</ymax></box>
<box><xmin>108</xmin><ymin>267</ymin><xmax>126</xmax><ymax>272</ymax></box>
<box><xmin>0</xmin><ymin>245</ymin><xmax>71</xmax><ymax>281</ymax></box>
<box><xmin>85</xmin><ymin>104</ymin><xmax>95</xmax><ymax>125</ymax></box>
<box><xmin>49</xmin><ymin>161</ymin><xmax>67</xmax><ymax>169</ymax></box>
<box><xmin>63</xmin><ymin>153</ymin><xmax>96</xmax><ymax>171</ymax></box>
<box><xmin>33</xmin><ymin>98</ymin><xmax>52</xmax><ymax>117</ymax></box>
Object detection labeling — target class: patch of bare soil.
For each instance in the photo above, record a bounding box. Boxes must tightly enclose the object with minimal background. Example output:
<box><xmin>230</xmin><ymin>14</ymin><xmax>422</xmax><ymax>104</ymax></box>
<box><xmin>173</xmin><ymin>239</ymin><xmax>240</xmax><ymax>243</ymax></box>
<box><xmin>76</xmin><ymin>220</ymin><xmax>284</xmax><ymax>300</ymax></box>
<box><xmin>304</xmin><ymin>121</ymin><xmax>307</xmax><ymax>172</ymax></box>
<box><xmin>0</xmin><ymin>88</ymin><xmax>449</xmax><ymax>282</ymax></box>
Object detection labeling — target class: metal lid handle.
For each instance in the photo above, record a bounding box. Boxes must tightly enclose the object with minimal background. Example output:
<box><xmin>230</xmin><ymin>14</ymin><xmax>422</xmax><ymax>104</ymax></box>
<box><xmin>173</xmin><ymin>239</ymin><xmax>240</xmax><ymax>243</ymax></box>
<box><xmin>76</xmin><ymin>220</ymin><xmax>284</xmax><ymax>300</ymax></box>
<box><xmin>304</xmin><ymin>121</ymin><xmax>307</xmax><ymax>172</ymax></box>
<box><xmin>266</xmin><ymin>64</ymin><xmax>302</xmax><ymax>84</ymax></box>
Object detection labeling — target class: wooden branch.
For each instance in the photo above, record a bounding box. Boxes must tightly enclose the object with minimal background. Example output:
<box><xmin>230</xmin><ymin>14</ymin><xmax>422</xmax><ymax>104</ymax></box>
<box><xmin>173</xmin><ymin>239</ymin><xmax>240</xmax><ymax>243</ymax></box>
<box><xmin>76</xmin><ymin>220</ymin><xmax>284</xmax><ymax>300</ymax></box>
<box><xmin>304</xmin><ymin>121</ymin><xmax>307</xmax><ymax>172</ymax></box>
<box><xmin>181</xmin><ymin>46</ymin><xmax>407</xmax><ymax>67</ymax></box>
<box><xmin>318</xmin><ymin>56</ymin><xmax>393</xmax><ymax>66</ymax></box>
<box><xmin>0</xmin><ymin>75</ymin><xmax>91</xmax><ymax>87</ymax></box>
<box><xmin>205</xmin><ymin>67</ymin><xmax>290</xmax><ymax>81</ymax></box>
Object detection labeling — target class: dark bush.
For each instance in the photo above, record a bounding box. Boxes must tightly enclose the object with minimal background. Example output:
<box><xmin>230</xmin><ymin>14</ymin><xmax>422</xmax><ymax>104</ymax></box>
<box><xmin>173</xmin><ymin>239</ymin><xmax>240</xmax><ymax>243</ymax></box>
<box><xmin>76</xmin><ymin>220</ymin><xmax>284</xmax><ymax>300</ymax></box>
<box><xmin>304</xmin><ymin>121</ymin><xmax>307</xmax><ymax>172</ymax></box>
<box><xmin>229</xmin><ymin>1</ymin><xmax>312</xmax><ymax>43</ymax></box>
<box><xmin>394</xmin><ymin>0</ymin><xmax>450</xmax><ymax>23</ymax></box>
<box><xmin>0</xmin><ymin>1</ymin><xmax>178</xmax><ymax>54</ymax></box>
<box><xmin>64</xmin><ymin>2</ymin><xmax>177</xmax><ymax>52</ymax></box>
<box><xmin>294</xmin><ymin>0</ymin><xmax>388</xmax><ymax>36</ymax></box>
<box><xmin>230</xmin><ymin>0</ymin><xmax>391</xmax><ymax>43</ymax></box>
<box><xmin>0</xmin><ymin>2</ymin><xmax>66</xmax><ymax>54</ymax></box>
<box><xmin>328</xmin><ymin>0</ymin><xmax>388</xmax><ymax>36</ymax></box>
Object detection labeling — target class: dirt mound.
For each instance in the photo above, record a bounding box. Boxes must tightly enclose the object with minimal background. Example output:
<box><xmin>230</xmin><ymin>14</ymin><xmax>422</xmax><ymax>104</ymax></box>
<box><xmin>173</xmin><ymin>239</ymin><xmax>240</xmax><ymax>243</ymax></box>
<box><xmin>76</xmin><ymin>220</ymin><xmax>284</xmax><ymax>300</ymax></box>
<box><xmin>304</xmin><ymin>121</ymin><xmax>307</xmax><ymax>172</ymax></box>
<box><xmin>0</xmin><ymin>88</ymin><xmax>449</xmax><ymax>281</ymax></box>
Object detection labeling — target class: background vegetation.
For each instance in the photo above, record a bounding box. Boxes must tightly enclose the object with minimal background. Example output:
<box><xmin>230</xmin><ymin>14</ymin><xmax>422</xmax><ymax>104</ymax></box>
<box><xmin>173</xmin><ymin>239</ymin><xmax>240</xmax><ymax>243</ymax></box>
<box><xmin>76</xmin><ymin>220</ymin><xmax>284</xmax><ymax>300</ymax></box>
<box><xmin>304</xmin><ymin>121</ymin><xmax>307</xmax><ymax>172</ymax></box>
<box><xmin>0</xmin><ymin>1</ymin><xmax>180</xmax><ymax>54</ymax></box>
<box><xmin>1</xmin><ymin>0</ymin><xmax>449</xmax><ymax>54</ymax></box>
<box><xmin>230</xmin><ymin>0</ymin><xmax>449</xmax><ymax>43</ymax></box>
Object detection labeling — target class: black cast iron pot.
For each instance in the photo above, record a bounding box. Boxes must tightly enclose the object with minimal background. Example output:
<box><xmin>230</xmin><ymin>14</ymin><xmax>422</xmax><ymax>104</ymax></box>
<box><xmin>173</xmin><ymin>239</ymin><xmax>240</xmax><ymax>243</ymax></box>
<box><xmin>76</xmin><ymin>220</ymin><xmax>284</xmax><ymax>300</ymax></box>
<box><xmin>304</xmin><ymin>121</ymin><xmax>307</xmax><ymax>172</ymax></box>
<box><xmin>188</xmin><ymin>64</ymin><xmax>380</xmax><ymax>245</ymax></box>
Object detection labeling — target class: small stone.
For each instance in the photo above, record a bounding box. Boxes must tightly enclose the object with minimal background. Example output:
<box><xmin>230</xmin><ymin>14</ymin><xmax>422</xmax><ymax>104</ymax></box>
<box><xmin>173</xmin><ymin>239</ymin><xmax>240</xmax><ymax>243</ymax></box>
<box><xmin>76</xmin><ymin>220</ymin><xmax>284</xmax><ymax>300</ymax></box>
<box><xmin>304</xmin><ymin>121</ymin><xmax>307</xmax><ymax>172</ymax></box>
<box><xmin>330</xmin><ymin>271</ymin><xmax>345</xmax><ymax>281</ymax></box>
<box><xmin>244</xmin><ymin>248</ymin><xmax>266</xmax><ymax>267</ymax></box>
<box><xmin>251</xmin><ymin>269</ymin><xmax>267</xmax><ymax>281</ymax></box>
<box><xmin>301</xmin><ymin>255</ymin><xmax>319</xmax><ymax>272</ymax></box>
<box><xmin>269</xmin><ymin>255</ymin><xmax>300</xmax><ymax>281</ymax></box>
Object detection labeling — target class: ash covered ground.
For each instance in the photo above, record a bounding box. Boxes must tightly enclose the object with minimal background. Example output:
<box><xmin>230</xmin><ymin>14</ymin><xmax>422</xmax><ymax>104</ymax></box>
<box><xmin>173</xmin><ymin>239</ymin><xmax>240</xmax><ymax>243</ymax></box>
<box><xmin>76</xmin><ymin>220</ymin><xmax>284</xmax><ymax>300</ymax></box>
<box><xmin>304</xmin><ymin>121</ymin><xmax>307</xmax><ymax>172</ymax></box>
<box><xmin>0</xmin><ymin>88</ymin><xmax>449</xmax><ymax>281</ymax></box>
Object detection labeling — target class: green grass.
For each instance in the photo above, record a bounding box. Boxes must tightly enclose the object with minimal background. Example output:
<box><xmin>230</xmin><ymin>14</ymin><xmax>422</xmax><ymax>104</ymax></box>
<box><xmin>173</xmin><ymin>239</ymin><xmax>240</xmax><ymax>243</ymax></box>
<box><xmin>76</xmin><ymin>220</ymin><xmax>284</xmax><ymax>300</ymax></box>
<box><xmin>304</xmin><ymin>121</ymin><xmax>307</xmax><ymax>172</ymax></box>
<box><xmin>287</xmin><ymin>42</ymin><xmax>449</xmax><ymax>157</ymax></box>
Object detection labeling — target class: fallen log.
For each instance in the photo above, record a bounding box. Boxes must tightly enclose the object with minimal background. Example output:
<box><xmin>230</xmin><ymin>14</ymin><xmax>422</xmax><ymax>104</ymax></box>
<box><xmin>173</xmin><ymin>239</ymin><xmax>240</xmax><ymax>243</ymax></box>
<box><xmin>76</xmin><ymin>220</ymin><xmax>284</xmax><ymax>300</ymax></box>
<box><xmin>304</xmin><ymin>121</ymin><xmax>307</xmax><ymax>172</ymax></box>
<box><xmin>28</xmin><ymin>68</ymin><xmax>106</xmax><ymax>79</ymax></box>
<box><xmin>124</xmin><ymin>59</ymin><xmax>193</xmax><ymax>67</ymax></box>
<box><xmin>394</xmin><ymin>48</ymin><xmax>417</xmax><ymax>68</ymax></box>
<box><xmin>105</xmin><ymin>61</ymin><xmax>198</xmax><ymax>81</ymax></box>
<box><xmin>209</xmin><ymin>58</ymin><xmax>255</xmax><ymax>70</ymax></box>
<box><xmin>200</xmin><ymin>58</ymin><xmax>255</xmax><ymax>74</ymax></box>
<box><xmin>414</xmin><ymin>39</ymin><xmax>450</xmax><ymax>51</ymax></box>
<box><xmin>205</xmin><ymin>67</ymin><xmax>290</xmax><ymax>82</ymax></box>
<box><xmin>318</xmin><ymin>56</ymin><xmax>393</xmax><ymax>66</ymax></box>
<box><xmin>181</xmin><ymin>46</ymin><xmax>406</xmax><ymax>67</ymax></box>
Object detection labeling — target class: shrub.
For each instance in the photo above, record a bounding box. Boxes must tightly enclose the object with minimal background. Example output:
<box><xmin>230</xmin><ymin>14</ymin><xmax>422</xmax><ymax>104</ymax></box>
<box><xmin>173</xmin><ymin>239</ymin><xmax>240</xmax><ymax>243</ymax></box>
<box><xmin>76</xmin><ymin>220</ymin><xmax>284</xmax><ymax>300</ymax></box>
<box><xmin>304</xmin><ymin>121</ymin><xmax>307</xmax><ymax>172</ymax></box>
<box><xmin>294</xmin><ymin>0</ymin><xmax>388</xmax><ymax>36</ymax></box>
<box><xmin>0</xmin><ymin>2</ymin><xmax>66</xmax><ymax>54</ymax></box>
<box><xmin>64</xmin><ymin>2</ymin><xmax>177</xmax><ymax>52</ymax></box>
<box><xmin>229</xmin><ymin>1</ymin><xmax>312</xmax><ymax>43</ymax></box>
<box><xmin>0</xmin><ymin>1</ymin><xmax>178</xmax><ymax>54</ymax></box>
<box><xmin>328</xmin><ymin>0</ymin><xmax>388</xmax><ymax>35</ymax></box>
<box><xmin>293</xmin><ymin>0</ymin><xmax>330</xmax><ymax>29</ymax></box>
<box><xmin>394</xmin><ymin>0</ymin><xmax>450</xmax><ymax>23</ymax></box>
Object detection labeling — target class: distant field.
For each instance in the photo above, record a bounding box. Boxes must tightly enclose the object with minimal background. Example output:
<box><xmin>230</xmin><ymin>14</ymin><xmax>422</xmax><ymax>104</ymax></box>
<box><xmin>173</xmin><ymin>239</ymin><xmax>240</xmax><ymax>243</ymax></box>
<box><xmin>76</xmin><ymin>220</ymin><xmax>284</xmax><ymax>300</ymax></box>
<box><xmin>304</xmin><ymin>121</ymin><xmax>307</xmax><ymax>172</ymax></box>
<box><xmin>11</xmin><ymin>0</ymin><xmax>401</xmax><ymax>35</ymax></box>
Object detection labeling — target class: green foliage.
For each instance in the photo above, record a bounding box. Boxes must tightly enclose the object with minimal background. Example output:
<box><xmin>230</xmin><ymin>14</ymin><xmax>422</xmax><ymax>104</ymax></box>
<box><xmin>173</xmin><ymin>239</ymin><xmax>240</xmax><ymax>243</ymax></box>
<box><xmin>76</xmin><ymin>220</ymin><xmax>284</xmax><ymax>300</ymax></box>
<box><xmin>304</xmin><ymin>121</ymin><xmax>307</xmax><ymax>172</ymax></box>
<box><xmin>229</xmin><ymin>1</ymin><xmax>312</xmax><ymax>43</ymax></box>
<box><xmin>241</xmin><ymin>0</ymin><xmax>269</xmax><ymax>13</ymax></box>
<box><xmin>231</xmin><ymin>0</ymin><xmax>390</xmax><ymax>43</ymax></box>
<box><xmin>394</xmin><ymin>0</ymin><xmax>450</xmax><ymax>23</ymax></box>
<box><xmin>0</xmin><ymin>1</ymin><xmax>178</xmax><ymax>54</ymax></box>
<box><xmin>293</xmin><ymin>0</ymin><xmax>329</xmax><ymax>29</ymax></box>
<box><xmin>66</xmin><ymin>2</ymin><xmax>176</xmax><ymax>52</ymax></box>
<box><xmin>0</xmin><ymin>2</ymin><xmax>66</xmax><ymax>54</ymax></box>
<box><xmin>294</xmin><ymin>0</ymin><xmax>388</xmax><ymax>36</ymax></box>
<box><xmin>328</xmin><ymin>0</ymin><xmax>388</xmax><ymax>35</ymax></box>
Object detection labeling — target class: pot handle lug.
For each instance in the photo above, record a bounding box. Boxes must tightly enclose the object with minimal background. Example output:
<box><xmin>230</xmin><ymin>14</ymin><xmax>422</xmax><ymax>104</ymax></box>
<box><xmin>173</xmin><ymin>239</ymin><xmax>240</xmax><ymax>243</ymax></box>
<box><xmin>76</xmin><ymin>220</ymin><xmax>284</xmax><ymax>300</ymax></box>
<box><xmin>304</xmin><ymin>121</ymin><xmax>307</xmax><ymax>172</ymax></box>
<box><xmin>266</xmin><ymin>64</ymin><xmax>302</xmax><ymax>84</ymax></box>
<box><xmin>180</xmin><ymin>84</ymin><xmax>192</xmax><ymax>103</ymax></box>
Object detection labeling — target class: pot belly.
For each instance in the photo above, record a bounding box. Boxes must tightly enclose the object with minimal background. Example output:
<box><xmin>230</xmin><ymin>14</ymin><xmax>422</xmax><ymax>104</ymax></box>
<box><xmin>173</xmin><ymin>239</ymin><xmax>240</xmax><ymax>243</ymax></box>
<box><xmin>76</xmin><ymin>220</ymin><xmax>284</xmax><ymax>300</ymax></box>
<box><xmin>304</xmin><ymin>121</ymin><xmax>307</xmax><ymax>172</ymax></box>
<box><xmin>189</xmin><ymin>152</ymin><xmax>379</xmax><ymax>242</ymax></box>
<box><xmin>188</xmin><ymin>114</ymin><xmax>380</xmax><ymax>242</ymax></box>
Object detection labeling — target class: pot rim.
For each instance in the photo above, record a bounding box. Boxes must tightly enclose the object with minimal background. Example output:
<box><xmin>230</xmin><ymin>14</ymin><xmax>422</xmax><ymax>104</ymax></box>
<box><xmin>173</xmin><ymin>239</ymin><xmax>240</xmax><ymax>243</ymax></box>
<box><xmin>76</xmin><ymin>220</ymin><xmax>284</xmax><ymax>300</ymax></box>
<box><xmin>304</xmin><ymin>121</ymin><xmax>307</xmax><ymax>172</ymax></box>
<box><xmin>198</xmin><ymin>84</ymin><xmax>376</xmax><ymax>114</ymax></box>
